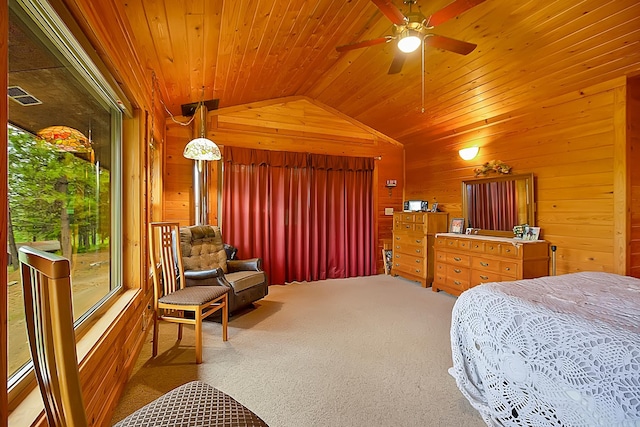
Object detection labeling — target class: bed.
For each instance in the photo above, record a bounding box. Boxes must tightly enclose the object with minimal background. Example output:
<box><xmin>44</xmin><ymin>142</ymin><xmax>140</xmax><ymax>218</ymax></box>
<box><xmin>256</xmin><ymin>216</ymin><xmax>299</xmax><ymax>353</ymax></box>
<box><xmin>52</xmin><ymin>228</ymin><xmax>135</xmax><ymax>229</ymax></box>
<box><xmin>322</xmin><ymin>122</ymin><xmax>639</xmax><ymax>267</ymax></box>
<box><xmin>449</xmin><ymin>272</ymin><xmax>640</xmax><ymax>426</ymax></box>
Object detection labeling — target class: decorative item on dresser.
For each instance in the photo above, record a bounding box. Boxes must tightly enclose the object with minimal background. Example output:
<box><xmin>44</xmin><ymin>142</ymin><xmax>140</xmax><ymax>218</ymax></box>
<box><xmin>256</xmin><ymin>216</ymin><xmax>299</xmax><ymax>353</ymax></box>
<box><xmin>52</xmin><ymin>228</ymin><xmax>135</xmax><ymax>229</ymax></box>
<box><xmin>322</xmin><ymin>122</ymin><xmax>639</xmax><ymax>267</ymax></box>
<box><xmin>433</xmin><ymin>233</ymin><xmax>549</xmax><ymax>296</ymax></box>
<box><xmin>392</xmin><ymin>212</ymin><xmax>448</xmax><ymax>287</ymax></box>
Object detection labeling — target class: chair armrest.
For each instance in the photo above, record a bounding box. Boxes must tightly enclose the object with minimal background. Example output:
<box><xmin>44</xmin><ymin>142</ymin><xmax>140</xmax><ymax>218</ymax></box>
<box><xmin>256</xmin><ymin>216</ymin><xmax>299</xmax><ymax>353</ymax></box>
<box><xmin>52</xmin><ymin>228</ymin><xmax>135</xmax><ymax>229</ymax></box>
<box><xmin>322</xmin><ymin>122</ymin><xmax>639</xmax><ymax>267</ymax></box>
<box><xmin>227</xmin><ymin>258</ymin><xmax>262</xmax><ymax>272</ymax></box>
<box><xmin>183</xmin><ymin>268</ymin><xmax>231</xmax><ymax>288</ymax></box>
<box><xmin>184</xmin><ymin>268</ymin><xmax>224</xmax><ymax>280</ymax></box>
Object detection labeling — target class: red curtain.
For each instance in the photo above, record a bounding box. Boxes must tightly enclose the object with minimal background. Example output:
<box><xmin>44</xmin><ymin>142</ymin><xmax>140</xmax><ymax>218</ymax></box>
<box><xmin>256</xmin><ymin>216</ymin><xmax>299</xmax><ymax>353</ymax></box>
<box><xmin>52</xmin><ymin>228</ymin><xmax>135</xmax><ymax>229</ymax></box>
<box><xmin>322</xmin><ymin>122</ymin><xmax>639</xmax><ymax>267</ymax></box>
<box><xmin>468</xmin><ymin>180</ymin><xmax>518</xmax><ymax>231</ymax></box>
<box><xmin>222</xmin><ymin>147</ymin><xmax>375</xmax><ymax>285</ymax></box>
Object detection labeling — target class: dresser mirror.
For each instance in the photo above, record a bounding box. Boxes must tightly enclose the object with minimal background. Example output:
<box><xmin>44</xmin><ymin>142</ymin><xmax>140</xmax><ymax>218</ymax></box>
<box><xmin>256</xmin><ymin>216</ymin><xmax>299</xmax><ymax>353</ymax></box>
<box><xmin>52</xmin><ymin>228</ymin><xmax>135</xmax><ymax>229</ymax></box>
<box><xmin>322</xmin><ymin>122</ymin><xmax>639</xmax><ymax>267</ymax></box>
<box><xmin>461</xmin><ymin>173</ymin><xmax>535</xmax><ymax>237</ymax></box>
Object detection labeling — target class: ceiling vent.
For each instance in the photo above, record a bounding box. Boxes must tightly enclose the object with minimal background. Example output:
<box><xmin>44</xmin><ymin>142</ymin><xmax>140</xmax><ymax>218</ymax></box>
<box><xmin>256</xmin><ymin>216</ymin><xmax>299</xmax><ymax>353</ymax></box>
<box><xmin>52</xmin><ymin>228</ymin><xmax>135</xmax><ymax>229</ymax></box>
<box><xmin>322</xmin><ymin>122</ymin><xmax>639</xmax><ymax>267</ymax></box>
<box><xmin>8</xmin><ymin>85</ymin><xmax>42</xmax><ymax>106</ymax></box>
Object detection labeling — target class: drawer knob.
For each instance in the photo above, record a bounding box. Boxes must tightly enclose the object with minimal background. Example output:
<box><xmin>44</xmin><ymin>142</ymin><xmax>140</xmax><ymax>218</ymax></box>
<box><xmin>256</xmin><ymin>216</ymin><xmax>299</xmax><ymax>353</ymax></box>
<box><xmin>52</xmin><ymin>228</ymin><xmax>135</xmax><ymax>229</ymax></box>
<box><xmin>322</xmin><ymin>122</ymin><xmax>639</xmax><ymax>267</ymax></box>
<box><xmin>395</xmin><ymin>255</ymin><xmax>400</xmax><ymax>258</ymax></box>
<box><xmin>480</xmin><ymin>275</ymin><xmax>489</xmax><ymax>280</ymax></box>
<box><xmin>480</xmin><ymin>262</ymin><xmax>489</xmax><ymax>267</ymax></box>
<box><xmin>474</xmin><ymin>244</ymin><xmax>479</xmax><ymax>248</ymax></box>
<box><xmin>395</xmin><ymin>236</ymin><xmax>400</xmax><ymax>240</ymax></box>
<box><xmin>454</xmin><ymin>268</ymin><xmax>462</xmax><ymax>274</ymax></box>
<box><xmin>454</xmin><ymin>280</ymin><xmax>461</xmax><ymax>286</ymax></box>
<box><xmin>415</xmin><ymin>249</ymin><xmax>422</xmax><ymax>254</ymax></box>
<box><xmin>415</xmin><ymin>269</ymin><xmax>421</xmax><ymax>273</ymax></box>
<box><xmin>454</xmin><ymin>257</ymin><xmax>461</xmax><ymax>262</ymax></box>
<box><xmin>505</xmin><ymin>267</ymin><xmax>511</xmax><ymax>271</ymax></box>
<box><xmin>505</xmin><ymin>248</ymin><xmax>511</xmax><ymax>253</ymax></box>
<box><xmin>396</xmin><ymin>245</ymin><xmax>401</xmax><ymax>249</ymax></box>
<box><xmin>415</xmin><ymin>259</ymin><xmax>420</xmax><ymax>263</ymax></box>
<box><xmin>415</xmin><ymin>240</ymin><xmax>422</xmax><ymax>244</ymax></box>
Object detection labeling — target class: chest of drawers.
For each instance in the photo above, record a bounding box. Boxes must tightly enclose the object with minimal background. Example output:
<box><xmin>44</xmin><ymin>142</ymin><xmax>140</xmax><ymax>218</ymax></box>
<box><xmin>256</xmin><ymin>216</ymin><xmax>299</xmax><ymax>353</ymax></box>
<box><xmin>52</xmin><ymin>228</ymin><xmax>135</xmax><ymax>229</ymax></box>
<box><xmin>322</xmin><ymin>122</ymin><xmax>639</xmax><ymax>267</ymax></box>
<box><xmin>433</xmin><ymin>233</ymin><xmax>549</xmax><ymax>296</ymax></box>
<box><xmin>392</xmin><ymin>212</ymin><xmax>448</xmax><ymax>287</ymax></box>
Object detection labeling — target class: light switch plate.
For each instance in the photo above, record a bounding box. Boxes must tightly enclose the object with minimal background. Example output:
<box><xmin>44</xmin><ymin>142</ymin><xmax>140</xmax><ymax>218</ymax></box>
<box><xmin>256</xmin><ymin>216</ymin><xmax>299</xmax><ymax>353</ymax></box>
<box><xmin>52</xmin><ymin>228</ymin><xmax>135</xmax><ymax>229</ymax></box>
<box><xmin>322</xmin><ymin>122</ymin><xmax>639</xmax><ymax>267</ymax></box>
<box><xmin>384</xmin><ymin>207</ymin><xmax>394</xmax><ymax>215</ymax></box>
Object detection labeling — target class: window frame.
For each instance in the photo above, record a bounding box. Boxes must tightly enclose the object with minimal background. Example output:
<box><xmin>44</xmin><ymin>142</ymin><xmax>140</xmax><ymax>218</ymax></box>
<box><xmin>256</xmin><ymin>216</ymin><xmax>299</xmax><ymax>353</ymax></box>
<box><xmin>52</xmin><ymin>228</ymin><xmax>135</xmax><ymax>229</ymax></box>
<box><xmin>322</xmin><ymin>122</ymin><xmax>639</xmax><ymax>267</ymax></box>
<box><xmin>7</xmin><ymin>0</ymin><xmax>124</xmax><ymax>403</ymax></box>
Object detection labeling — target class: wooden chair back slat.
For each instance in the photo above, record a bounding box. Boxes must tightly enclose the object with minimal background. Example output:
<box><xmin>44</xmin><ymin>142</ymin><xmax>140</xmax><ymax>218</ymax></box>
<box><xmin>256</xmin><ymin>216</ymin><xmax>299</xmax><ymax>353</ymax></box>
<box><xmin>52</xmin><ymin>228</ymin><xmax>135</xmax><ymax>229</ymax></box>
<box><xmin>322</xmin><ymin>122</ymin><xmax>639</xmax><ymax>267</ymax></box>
<box><xmin>19</xmin><ymin>246</ymin><xmax>89</xmax><ymax>427</ymax></box>
<box><xmin>149</xmin><ymin>222</ymin><xmax>186</xmax><ymax>299</ymax></box>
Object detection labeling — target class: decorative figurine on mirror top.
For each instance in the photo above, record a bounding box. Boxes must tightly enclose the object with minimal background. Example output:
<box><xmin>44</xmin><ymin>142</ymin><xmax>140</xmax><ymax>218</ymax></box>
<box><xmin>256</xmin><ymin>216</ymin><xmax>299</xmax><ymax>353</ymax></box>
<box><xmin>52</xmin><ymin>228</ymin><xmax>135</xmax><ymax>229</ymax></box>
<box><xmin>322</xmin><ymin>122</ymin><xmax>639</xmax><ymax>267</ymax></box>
<box><xmin>474</xmin><ymin>160</ymin><xmax>512</xmax><ymax>177</ymax></box>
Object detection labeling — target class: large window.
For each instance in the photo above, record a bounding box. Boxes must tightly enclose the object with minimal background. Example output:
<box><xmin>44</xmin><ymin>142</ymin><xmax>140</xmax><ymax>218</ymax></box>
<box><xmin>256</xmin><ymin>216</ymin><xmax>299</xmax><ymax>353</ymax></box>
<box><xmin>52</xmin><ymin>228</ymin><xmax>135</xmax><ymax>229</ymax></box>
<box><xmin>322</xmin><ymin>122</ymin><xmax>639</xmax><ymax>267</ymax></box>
<box><xmin>7</xmin><ymin>0</ymin><xmax>122</xmax><ymax>386</ymax></box>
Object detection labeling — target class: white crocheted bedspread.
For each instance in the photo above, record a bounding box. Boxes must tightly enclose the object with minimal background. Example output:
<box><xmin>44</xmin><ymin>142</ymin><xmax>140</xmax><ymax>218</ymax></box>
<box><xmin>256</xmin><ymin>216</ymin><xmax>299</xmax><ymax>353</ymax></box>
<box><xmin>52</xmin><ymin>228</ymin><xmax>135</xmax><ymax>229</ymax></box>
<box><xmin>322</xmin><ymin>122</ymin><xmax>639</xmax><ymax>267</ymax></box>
<box><xmin>449</xmin><ymin>272</ymin><xmax>640</xmax><ymax>427</ymax></box>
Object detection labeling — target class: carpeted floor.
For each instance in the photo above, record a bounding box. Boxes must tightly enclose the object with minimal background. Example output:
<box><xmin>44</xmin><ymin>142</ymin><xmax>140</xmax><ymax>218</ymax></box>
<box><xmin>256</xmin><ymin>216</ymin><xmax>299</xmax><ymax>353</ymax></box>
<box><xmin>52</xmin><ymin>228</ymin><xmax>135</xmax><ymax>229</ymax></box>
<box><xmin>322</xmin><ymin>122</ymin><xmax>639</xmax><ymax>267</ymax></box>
<box><xmin>111</xmin><ymin>274</ymin><xmax>485</xmax><ymax>427</ymax></box>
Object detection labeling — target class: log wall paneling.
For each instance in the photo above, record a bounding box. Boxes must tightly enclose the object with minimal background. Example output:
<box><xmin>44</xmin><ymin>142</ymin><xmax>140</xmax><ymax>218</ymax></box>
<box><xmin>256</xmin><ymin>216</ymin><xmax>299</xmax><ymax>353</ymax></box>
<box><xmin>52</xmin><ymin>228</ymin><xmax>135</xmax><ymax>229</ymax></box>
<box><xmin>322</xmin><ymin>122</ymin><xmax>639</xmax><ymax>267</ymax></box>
<box><xmin>629</xmin><ymin>76</ymin><xmax>640</xmax><ymax>278</ymax></box>
<box><xmin>376</xmin><ymin>152</ymin><xmax>404</xmax><ymax>273</ymax></box>
<box><xmin>164</xmin><ymin>123</ymin><xmax>196</xmax><ymax>226</ymax></box>
<box><xmin>404</xmin><ymin>77</ymin><xmax>632</xmax><ymax>276</ymax></box>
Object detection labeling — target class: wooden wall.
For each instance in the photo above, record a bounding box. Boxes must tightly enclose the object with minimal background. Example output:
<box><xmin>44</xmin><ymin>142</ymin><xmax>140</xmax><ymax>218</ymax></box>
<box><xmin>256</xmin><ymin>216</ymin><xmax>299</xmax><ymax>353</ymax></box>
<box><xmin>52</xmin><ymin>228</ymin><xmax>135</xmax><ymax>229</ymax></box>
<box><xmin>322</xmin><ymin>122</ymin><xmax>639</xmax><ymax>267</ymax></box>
<box><xmin>163</xmin><ymin>96</ymin><xmax>404</xmax><ymax>273</ymax></box>
<box><xmin>164</xmin><ymin>123</ymin><xmax>194</xmax><ymax>225</ymax></box>
<box><xmin>403</xmin><ymin>77</ymin><xmax>633</xmax><ymax>276</ymax></box>
<box><xmin>630</xmin><ymin>76</ymin><xmax>640</xmax><ymax>278</ymax></box>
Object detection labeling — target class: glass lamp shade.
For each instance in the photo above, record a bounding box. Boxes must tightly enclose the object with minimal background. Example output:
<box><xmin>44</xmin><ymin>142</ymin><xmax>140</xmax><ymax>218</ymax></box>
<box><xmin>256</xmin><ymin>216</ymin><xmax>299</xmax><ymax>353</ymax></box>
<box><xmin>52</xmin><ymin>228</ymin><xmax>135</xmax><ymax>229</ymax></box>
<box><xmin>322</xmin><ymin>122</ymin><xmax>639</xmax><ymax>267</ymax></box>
<box><xmin>37</xmin><ymin>125</ymin><xmax>92</xmax><ymax>153</ymax></box>
<box><xmin>183</xmin><ymin>137</ymin><xmax>221</xmax><ymax>161</ymax></box>
<box><xmin>397</xmin><ymin>34</ymin><xmax>421</xmax><ymax>53</ymax></box>
<box><xmin>459</xmin><ymin>146</ymin><xmax>480</xmax><ymax>161</ymax></box>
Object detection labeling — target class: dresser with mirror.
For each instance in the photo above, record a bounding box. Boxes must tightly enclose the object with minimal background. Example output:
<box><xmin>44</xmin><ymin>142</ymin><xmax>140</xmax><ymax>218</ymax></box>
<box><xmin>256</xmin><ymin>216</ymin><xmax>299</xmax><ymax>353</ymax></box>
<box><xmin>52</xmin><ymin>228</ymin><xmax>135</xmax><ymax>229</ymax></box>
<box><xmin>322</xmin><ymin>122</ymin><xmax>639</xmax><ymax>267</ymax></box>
<box><xmin>433</xmin><ymin>173</ymin><xmax>549</xmax><ymax>296</ymax></box>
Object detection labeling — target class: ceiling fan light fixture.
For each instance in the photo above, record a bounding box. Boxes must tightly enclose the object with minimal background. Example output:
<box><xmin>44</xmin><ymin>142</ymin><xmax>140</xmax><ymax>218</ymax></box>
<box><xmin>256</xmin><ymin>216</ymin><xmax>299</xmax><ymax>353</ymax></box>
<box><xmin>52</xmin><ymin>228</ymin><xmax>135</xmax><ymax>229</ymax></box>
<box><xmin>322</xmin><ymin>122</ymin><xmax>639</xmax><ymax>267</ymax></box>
<box><xmin>397</xmin><ymin>30</ymin><xmax>422</xmax><ymax>53</ymax></box>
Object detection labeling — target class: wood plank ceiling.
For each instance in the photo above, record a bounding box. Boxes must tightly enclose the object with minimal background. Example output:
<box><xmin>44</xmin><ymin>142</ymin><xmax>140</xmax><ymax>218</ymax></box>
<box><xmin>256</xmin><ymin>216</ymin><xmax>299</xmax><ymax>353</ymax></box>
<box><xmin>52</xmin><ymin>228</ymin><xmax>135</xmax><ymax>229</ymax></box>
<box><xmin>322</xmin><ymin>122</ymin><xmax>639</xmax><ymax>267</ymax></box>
<box><xmin>82</xmin><ymin>0</ymin><xmax>640</xmax><ymax>144</ymax></box>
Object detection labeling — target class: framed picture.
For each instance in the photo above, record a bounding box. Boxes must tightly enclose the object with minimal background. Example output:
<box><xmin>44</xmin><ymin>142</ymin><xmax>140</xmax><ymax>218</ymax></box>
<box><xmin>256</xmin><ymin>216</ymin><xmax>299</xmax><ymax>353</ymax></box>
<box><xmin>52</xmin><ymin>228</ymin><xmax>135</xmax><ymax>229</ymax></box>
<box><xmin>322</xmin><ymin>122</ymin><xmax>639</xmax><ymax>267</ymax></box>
<box><xmin>431</xmin><ymin>202</ymin><xmax>439</xmax><ymax>212</ymax></box>
<box><xmin>523</xmin><ymin>226</ymin><xmax>541</xmax><ymax>241</ymax></box>
<box><xmin>450</xmin><ymin>218</ymin><xmax>465</xmax><ymax>234</ymax></box>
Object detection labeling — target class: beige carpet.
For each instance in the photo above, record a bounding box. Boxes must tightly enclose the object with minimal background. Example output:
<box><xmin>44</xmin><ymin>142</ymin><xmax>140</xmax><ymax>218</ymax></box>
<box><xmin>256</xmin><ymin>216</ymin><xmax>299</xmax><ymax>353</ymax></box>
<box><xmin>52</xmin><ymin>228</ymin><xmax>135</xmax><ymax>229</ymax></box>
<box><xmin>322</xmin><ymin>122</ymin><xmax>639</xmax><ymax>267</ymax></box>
<box><xmin>111</xmin><ymin>275</ymin><xmax>485</xmax><ymax>427</ymax></box>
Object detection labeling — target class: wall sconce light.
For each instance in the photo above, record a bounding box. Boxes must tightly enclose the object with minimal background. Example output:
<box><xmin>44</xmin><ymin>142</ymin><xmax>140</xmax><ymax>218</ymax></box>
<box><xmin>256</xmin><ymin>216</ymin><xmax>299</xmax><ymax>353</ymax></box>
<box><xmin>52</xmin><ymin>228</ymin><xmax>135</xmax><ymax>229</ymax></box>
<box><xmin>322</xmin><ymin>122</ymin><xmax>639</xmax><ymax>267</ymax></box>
<box><xmin>459</xmin><ymin>146</ymin><xmax>479</xmax><ymax>161</ymax></box>
<box><xmin>385</xmin><ymin>179</ymin><xmax>397</xmax><ymax>197</ymax></box>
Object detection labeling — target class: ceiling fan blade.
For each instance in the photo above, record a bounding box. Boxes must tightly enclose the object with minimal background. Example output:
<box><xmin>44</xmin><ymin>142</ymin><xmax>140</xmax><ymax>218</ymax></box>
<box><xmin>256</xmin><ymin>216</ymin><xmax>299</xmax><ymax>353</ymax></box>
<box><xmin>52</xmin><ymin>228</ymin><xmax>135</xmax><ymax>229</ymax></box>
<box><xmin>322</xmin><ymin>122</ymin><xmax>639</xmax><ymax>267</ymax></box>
<box><xmin>427</xmin><ymin>0</ymin><xmax>486</xmax><ymax>27</ymax></box>
<box><xmin>425</xmin><ymin>34</ymin><xmax>477</xmax><ymax>55</ymax></box>
<box><xmin>388</xmin><ymin>51</ymin><xmax>407</xmax><ymax>74</ymax></box>
<box><xmin>336</xmin><ymin>36</ymin><xmax>393</xmax><ymax>53</ymax></box>
<box><xmin>371</xmin><ymin>0</ymin><xmax>406</xmax><ymax>25</ymax></box>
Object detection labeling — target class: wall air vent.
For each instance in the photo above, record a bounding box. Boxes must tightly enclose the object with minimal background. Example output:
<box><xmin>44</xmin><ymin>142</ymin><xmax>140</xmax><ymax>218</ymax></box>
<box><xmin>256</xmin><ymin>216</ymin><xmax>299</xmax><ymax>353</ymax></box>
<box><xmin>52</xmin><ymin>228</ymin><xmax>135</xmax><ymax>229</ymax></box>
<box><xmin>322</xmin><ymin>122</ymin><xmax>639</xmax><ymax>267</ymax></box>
<box><xmin>8</xmin><ymin>85</ymin><xmax>42</xmax><ymax>106</ymax></box>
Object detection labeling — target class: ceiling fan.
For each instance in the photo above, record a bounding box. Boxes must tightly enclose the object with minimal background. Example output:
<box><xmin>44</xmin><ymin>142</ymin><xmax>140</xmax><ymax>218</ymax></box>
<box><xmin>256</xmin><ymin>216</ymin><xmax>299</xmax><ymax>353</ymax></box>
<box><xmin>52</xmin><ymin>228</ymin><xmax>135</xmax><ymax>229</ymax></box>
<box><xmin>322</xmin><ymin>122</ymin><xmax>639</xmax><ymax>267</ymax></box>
<box><xmin>336</xmin><ymin>0</ymin><xmax>486</xmax><ymax>74</ymax></box>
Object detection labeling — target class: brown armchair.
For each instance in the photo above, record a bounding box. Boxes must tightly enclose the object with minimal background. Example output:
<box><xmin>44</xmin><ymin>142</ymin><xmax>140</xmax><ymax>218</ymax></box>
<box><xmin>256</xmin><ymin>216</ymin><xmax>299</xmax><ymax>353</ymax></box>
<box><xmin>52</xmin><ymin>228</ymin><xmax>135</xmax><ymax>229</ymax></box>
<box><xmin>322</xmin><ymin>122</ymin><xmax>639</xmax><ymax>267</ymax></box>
<box><xmin>180</xmin><ymin>225</ymin><xmax>268</xmax><ymax>314</ymax></box>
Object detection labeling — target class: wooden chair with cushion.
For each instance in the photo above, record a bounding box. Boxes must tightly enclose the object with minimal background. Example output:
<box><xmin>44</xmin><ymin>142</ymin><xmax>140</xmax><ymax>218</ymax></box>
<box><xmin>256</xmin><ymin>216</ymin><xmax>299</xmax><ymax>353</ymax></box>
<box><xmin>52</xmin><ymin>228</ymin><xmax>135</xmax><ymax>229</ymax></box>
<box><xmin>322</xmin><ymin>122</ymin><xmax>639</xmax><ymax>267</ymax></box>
<box><xmin>148</xmin><ymin>221</ymin><xmax>229</xmax><ymax>364</ymax></box>
<box><xmin>18</xmin><ymin>245</ymin><xmax>269</xmax><ymax>427</ymax></box>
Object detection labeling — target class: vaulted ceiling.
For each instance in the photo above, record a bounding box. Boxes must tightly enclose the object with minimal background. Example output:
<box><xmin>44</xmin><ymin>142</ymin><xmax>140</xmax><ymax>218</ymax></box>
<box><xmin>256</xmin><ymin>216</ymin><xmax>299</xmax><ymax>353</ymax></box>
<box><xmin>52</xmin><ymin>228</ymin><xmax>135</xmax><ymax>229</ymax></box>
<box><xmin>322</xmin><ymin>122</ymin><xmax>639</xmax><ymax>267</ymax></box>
<box><xmin>69</xmin><ymin>0</ymin><xmax>640</xmax><ymax>144</ymax></box>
